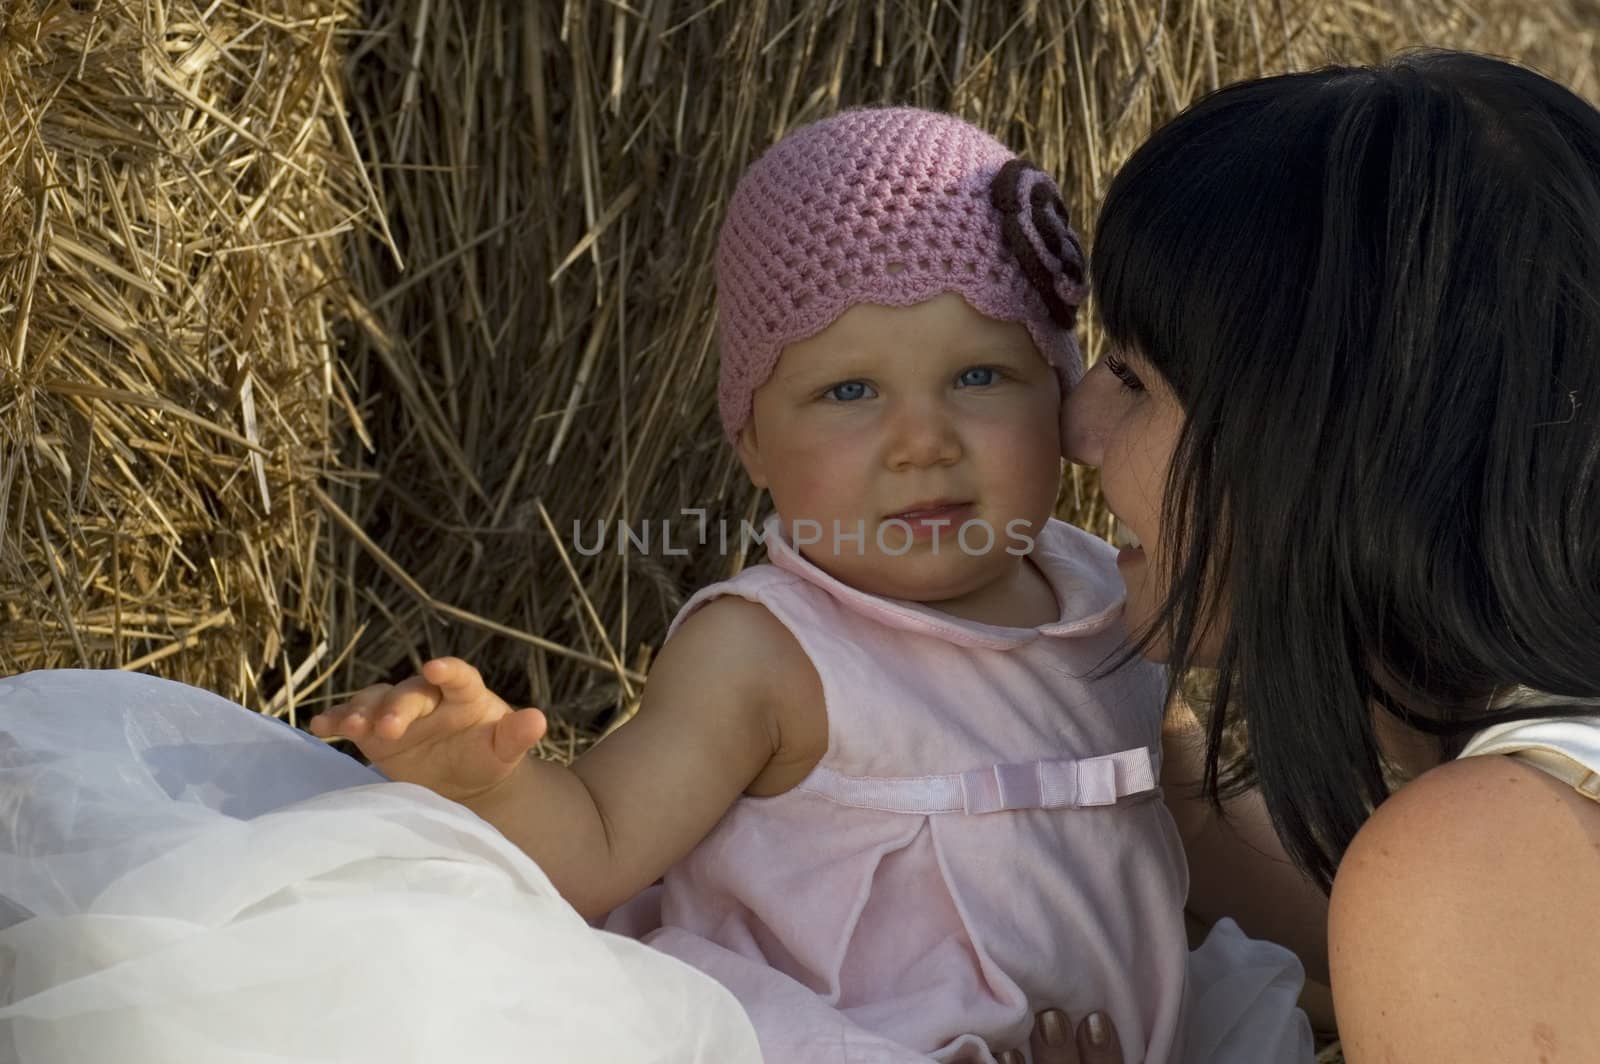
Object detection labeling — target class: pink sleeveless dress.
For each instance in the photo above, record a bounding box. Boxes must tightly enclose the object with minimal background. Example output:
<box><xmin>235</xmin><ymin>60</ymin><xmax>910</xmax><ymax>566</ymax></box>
<box><xmin>607</xmin><ymin>515</ymin><xmax>1309</xmax><ymax>1063</ymax></box>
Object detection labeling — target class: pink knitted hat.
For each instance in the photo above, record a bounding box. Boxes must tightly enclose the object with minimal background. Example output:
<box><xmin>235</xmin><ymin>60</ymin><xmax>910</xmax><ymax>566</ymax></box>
<box><xmin>716</xmin><ymin>107</ymin><xmax>1087</xmax><ymax>451</ymax></box>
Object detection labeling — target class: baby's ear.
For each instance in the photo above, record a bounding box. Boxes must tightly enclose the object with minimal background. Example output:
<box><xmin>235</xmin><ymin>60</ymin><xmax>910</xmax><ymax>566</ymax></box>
<box><xmin>733</xmin><ymin>424</ymin><xmax>769</xmax><ymax>489</ymax></box>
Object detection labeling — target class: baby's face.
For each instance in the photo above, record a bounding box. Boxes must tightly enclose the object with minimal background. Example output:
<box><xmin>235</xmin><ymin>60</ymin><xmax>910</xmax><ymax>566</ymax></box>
<box><xmin>737</xmin><ymin>292</ymin><xmax>1062</xmax><ymax>603</ymax></box>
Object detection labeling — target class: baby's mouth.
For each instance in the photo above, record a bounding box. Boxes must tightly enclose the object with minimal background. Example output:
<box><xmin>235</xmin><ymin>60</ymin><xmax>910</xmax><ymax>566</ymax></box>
<box><xmin>884</xmin><ymin>501</ymin><xmax>974</xmax><ymax>523</ymax></box>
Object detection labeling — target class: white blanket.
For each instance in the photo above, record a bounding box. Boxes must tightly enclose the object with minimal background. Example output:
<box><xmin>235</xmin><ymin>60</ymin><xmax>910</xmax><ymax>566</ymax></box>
<box><xmin>0</xmin><ymin>669</ymin><xmax>761</xmax><ymax>1064</ymax></box>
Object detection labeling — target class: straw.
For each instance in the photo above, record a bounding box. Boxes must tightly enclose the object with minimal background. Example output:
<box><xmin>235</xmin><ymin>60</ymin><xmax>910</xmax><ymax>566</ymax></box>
<box><xmin>0</xmin><ymin>0</ymin><xmax>370</xmax><ymax>709</ymax></box>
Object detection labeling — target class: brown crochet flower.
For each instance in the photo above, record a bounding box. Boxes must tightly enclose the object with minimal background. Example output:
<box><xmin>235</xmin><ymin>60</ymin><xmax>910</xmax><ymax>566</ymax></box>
<box><xmin>989</xmin><ymin>158</ymin><xmax>1088</xmax><ymax>330</ymax></box>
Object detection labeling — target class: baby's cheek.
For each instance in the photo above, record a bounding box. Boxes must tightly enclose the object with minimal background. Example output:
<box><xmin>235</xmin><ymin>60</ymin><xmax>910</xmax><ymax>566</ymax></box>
<box><xmin>995</xmin><ymin>411</ymin><xmax>1066</xmax><ymax>490</ymax></box>
<box><xmin>773</xmin><ymin>449</ymin><xmax>857</xmax><ymax>518</ymax></box>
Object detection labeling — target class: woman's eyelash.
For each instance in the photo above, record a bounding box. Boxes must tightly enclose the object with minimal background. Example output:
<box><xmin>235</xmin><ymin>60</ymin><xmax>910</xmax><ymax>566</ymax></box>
<box><xmin>1103</xmin><ymin>354</ymin><xmax>1146</xmax><ymax>392</ymax></box>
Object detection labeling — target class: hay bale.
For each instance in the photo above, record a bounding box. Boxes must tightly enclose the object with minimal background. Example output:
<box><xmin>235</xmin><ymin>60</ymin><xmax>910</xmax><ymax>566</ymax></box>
<box><xmin>0</xmin><ymin>0</ymin><xmax>371</xmax><ymax>719</ymax></box>
<box><xmin>339</xmin><ymin>0</ymin><xmax>1599</xmax><ymax>740</ymax></box>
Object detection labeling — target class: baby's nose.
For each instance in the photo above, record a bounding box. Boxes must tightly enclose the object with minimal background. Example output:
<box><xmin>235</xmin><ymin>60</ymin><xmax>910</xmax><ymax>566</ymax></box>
<box><xmin>885</xmin><ymin>400</ymin><xmax>962</xmax><ymax>469</ymax></box>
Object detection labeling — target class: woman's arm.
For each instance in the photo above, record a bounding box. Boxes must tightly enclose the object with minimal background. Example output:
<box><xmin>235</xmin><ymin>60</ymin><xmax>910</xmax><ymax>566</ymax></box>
<box><xmin>1162</xmin><ymin>701</ymin><xmax>1335</xmax><ymax>1026</ymax></box>
<box><xmin>1328</xmin><ymin>754</ymin><xmax>1600</xmax><ymax>1062</ymax></box>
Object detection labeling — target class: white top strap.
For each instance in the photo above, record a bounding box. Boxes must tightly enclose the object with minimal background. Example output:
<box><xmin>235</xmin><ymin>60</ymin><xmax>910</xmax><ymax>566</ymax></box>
<box><xmin>795</xmin><ymin>748</ymin><xmax>1157</xmax><ymax>816</ymax></box>
<box><xmin>1457</xmin><ymin>714</ymin><xmax>1600</xmax><ymax>802</ymax></box>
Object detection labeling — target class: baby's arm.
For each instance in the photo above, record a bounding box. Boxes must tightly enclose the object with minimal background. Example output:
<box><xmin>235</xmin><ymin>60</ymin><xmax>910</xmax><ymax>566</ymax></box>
<box><xmin>474</xmin><ymin>597</ymin><xmax>823</xmax><ymax>915</ymax></box>
<box><xmin>313</xmin><ymin>597</ymin><xmax>825</xmax><ymax>918</ymax></box>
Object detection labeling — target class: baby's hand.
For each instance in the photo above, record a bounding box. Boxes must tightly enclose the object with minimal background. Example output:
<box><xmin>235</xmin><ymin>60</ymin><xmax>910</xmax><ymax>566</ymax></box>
<box><xmin>309</xmin><ymin>657</ymin><xmax>547</xmax><ymax>802</ymax></box>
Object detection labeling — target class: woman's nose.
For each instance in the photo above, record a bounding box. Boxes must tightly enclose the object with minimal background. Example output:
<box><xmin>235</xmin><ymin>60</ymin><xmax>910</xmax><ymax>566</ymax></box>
<box><xmin>1061</xmin><ymin>369</ymin><xmax>1109</xmax><ymax>468</ymax></box>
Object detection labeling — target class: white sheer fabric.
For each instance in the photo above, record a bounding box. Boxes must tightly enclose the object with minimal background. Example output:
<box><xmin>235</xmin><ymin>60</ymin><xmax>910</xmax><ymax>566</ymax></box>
<box><xmin>0</xmin><ymin>670</ymin><xmax>761</xmax><ymax>1064</ymax></box>
<box><xmin>1184</xmin><ymin>918</ymin><xmax>1313</xmax><ymax>1061</ymax></box>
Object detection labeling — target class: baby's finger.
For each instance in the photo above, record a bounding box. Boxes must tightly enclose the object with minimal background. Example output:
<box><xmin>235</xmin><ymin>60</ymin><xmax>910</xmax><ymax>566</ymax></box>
<box><xmin>371</xmin><ymin>674</ymin><xmax>447</xmax><ymax>740</ymax></box>
<box><xmin>307</xmin><ymin>707</ymin><xmax>348</xmax><ymax>738</ymax></box>
<box><xmin>491</xmin><ymin>707</ymin><xmax>548</xmax><ymax>763</ymax></box>
<box><xmin>420</xmin><ymin>656</ymin><xmax>488</xmax><ymax>703</ymax></box>
<box><xmin>308</xmin><ymin>685</ymin><xmax>392</xmax><ymax>738</ymax></box>
<box><xmin>997</xmin><ymin>1051</ymin><xmax>1025</xmax><ymax>1064</ymax></box>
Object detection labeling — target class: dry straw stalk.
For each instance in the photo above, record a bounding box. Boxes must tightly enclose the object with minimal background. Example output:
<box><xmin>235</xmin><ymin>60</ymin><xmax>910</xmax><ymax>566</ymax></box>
<box><xmin>0</xmin><ymin>0</ymin><xmax>372</xmax><ymax>720</ymax></box>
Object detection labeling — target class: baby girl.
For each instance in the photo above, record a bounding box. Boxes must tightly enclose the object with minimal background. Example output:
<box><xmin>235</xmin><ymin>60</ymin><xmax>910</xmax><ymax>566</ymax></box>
<box><xmin>313</xmin><ymin>108</ymin><xmax>1309</xmax><ymax>1063</ymax></box>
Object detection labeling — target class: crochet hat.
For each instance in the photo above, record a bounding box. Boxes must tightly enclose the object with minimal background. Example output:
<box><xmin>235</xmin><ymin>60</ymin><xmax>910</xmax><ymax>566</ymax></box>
<box><xmin>716</xmin><ymin>107</ymin><xmax>1087</xmax><ymax>451</ymax></box>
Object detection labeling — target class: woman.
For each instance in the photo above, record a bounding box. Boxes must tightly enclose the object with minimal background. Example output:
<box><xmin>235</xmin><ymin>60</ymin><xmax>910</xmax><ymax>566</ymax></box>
<box><xmin>1046</xmin><ymin>48</ymin><xmax>1600</xmax><ymax>1062</ymax></box>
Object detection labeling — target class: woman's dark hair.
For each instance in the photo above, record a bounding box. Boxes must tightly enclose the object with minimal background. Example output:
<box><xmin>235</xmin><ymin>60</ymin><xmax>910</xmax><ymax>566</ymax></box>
<box><xmin>1091</xmin><ymin>50</ymin><xmax>1600</xmax><ymax>891</ymax></box>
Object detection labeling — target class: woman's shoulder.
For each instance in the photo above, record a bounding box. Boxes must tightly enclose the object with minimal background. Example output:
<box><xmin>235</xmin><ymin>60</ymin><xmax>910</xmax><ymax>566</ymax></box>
<box><xmin>1336</xmin><ymin>752</ymin><xmax>1600</xmax><ymax>873</ymax></box>
<box><xmin>1338</xmin><ymin>748</ymin><xmax>1600</xmax><ymax>878</ymax></box>
<box><xmin>1327</xmin><ymin>754</ymin><xmax>1600</xmax><ymax>1060</ymax></box>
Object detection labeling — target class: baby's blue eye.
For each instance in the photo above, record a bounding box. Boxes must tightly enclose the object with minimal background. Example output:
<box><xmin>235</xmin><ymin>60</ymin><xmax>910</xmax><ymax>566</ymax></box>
<box><xmin>957</xmin><ymin>366</ymin><xmax>997</xmax><ymax>387</ymax></box>
<box><xmin>825</xmin><ymin>381</ymin><xmax>873</xmax><ymax>402</ymax></box>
